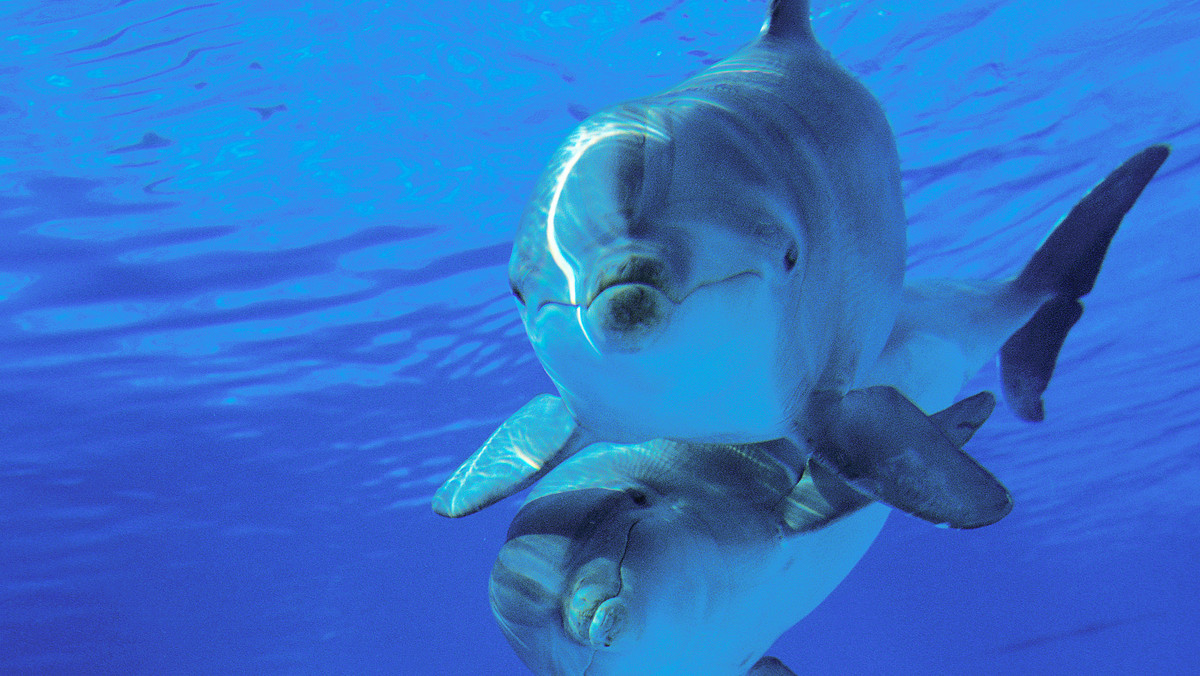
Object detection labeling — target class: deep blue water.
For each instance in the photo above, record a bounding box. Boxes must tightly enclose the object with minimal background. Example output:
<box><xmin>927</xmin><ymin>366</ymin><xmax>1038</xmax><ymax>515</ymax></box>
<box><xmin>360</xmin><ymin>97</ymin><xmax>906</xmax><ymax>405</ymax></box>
<box><xmin>2</xmin><ymin>0</ymin><xmax>1198</xmax><ymax>673</ymax></box>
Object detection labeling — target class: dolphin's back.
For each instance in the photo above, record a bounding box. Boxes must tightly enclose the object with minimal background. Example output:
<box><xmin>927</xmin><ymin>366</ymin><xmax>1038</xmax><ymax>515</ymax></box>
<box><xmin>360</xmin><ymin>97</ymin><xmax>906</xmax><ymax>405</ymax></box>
<box><xmin>645</xmin><ymin>6</ymin><xmax>907</xmax><ymax>390</ymax></box>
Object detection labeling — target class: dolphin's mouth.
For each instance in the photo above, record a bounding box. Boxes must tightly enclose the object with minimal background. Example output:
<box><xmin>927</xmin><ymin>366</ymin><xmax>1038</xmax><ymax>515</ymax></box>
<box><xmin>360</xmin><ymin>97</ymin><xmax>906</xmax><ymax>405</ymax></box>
<box><xmin>583</xmin><ymin>264</ymin><xmax>762</xmax><ymax>309</ymax></box>
<box><xmin>579</xmin><ymin>518</ymin><xmax>637</xmax><ymax>676</ymax></box>
<box><xmin>586</xmin><ymin>257</ymin><xmax>671</xmax><ymax>305</ymax></box>
<box><xmin>531</xmin><ymin>268</ymin><xmax>764</xmax><ymax>353</ymax></box>
<box><xmin>575</xmin><ymin>270</ymin><xmax>762</xmax><ymax>353</ymax></box>
<box><xmin>529</xmin><ymin>252</ymin><xmax>762</xmax><ymax>314</ymax></box>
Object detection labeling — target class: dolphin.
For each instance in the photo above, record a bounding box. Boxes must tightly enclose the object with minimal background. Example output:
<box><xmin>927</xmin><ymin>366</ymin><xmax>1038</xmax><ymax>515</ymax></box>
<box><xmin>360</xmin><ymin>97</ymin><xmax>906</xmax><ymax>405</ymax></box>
<box><xmin>485</xmin><ymin>392</ymin><xmax>996</xmax><ymax>676</ymax></box>
<box><xmin>449</xmin><ymin>137</ymin><xmax>1166</xmax><ymax>675</ymax></box>
<box><xmin>432</xmin><ymin>0</ymin><xmax>1169</xmax><ymax>529</ymax></box>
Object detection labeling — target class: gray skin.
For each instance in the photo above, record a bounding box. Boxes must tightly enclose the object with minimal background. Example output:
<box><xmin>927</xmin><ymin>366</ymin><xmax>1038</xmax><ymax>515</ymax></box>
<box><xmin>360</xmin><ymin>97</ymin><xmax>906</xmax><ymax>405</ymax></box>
<box><xmin>508</xmin><ymin>2</ymin><xmax>903</xmax><ymax>447</ymax></box>
<box><xmin>433</xmin><ymin>0</ymin><xmax>1169</xmax><ymax>672</ymax></box>
<box><xmin>487</xmin><ymin>394</ymin><xmax>994</xmax><ymax>676</ymax></box>
<box><xmin>434</xmin><ymin>0</ymin><xmax>1169</xmax><ymax>528</ymax></box>
<box><xmin>489</xmin><ymin>441</ymin><xmax>887</xmax><ymax>676</ymax></box>
<box><xmin>472</xmin><ymin>0</ymin><xmax>1020</xmax><ymax>528</ymax></box>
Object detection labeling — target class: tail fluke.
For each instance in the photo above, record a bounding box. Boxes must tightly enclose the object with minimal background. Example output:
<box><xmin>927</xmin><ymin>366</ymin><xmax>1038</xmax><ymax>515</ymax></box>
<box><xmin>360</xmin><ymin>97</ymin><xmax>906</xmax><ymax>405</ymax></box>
<box><xmin>1001</xmin><ymin>145</ymin><xmax>1170</xmax><ymax>421</ymax></box>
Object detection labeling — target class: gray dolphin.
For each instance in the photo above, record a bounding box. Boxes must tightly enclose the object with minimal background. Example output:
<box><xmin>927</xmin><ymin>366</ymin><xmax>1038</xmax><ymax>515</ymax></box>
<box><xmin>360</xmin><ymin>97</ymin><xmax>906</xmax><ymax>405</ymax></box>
<box><xmin>487</xmin><ymin>394</ymin><xmax>995</xmax><ymax>675</ymax></box>
<box><xmin>433</xmin><ymin>0</ymin><xmax>1168</xmax><ymax>528</ymax></box>
<box><xmin>450</xmin><ymin>134</ymin><xmax>1165</xmax><ymax>671</ymax></box>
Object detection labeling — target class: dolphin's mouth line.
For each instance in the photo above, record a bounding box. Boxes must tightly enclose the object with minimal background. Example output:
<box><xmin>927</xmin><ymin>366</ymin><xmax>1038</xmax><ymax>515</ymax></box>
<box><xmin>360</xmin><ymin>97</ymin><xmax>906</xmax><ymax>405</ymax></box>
<box><xmin>535</xmin><ymin>270</ymin><xmax>762</xmax><ymax>313</ymax></box>
<box><xmin>589</xmin><ymin>270</ymin><xmax>763</xmax><ymax>307</ymax></box>
<box><xmin>588</xmin><ymin>257</ymin><xmax>670</xmax><ymax>305</ymax></box>
<box><xmin>580</xmin><ymin>517</ymin><xmax>637</xmax><ymax>676</ymax></box>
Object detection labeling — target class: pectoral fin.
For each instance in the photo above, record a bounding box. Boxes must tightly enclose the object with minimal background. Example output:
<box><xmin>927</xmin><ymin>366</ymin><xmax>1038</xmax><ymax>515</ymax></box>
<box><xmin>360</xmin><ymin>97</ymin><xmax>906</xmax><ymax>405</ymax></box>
<box><xmin>432</xmin><ymin>394</ymin><xmax>587</xmax><ymax>517</ymax></box>
<box><xmin>930</xmin><ymin>389</ymin><xmax>997</xmax><ymax>446</ymax></box>
<box><xmin>809</xmin><ymin>386</ymin><xmax>1011</xmax><ymax>529</ymax></box>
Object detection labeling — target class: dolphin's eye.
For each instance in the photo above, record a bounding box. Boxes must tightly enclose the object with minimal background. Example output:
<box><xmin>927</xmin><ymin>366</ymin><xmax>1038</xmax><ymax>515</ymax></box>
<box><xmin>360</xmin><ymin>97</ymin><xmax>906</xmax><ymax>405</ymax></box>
<box><xmin>784</xmin><ymin>243</ymin><xmax>799</xmax><ymax>271</ymax></box>
<box><xmin>510</xmin><ymin>281</ymin><xmax>525</xmax><ymax>305</ymax></box>
<box><xmin>626</xmin><ymin>489</ymin><xmax>649</xmax><ymax>506</ymax></box>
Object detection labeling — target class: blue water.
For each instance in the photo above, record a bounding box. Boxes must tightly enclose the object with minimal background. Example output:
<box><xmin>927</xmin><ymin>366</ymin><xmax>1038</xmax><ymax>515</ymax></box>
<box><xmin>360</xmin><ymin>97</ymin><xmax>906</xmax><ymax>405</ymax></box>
<box><xmin>1</xmin><ymin>0</ymin><xmax>1197</xmax><ymax>673</ymax></box>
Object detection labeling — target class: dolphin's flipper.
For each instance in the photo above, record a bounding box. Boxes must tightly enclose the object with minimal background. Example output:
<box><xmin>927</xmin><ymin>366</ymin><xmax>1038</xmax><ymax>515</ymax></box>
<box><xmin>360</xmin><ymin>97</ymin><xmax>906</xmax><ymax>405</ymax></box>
<box><xmin>786</xmin><ymin>390</ymin><xmax>997</xmax><ymax>531</ymax></box>
<box><xmin>1001</xmin><ymin>144</ymin><xmax>1170</xmax><ymax>421</ymax></box>
<box><xmin>432</xmin><ymin>395</ymin><xmax>588</xmax><ymax>517</ymax></box>
<box><xmin>930</xmin><ymin>389</ymin><xmax>996</xmax><ymax>447</ymax></box>
<box><xmin>809</xmin><ymin>386</ymin><xmax>1011</xmax><ymax>529</ymax></box>
<box><xmin>749</xmin><ymin>655</ymin><xmax>798</xmax><ymax>676</ymax></box>
<box><xmin>781</xmin><ymin>459</ymin><xmax>874</xmax><ymax>533</ymax></box>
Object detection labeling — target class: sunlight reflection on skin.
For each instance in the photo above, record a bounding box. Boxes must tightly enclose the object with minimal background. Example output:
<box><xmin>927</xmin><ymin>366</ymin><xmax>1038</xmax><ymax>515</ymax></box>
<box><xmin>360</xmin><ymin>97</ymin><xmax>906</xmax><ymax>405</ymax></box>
<box><xmin>542</xmin><ymin>119</ymin><xmax>670</xmax><ymax>355</ymax></box>
<box><xmin>545</xmin><ymin>123</ymin><xmax>633</xmax><ymax>306</ymax></box>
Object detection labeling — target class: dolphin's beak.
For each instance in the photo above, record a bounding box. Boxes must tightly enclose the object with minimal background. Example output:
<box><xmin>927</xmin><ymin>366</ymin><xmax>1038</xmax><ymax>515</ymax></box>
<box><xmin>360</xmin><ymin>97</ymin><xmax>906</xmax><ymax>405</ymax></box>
<box><xmin>566</xmin><ymin>253</ymin><xmax>677</xmax><ymax>353</ymax></box>
<box><xmin>563</xmin><ymin>556</ymin><xmax>630</xmax><ymax>648</ymax></box>
<box><xmin>582</xmin><ymin>283</ymin><xmax>675</xmax><ymax>353</ymax></box>
<box><xmin>489</xmin><ymin>489</ymin><xmax>639</xmax><ymax>671</ymax></box>
<box><xmin>584</xmin><ymin>255</ymin><xmax>673</xmax><ymax>306</ymax></box>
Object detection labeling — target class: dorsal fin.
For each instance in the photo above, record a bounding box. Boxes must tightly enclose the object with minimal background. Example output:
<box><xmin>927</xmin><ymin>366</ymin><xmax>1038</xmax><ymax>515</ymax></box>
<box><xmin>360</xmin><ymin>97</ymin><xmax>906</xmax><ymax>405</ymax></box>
<box><xmin>764</xmin><ymin>0</ymin><xmax>814</xmax><ymax>42</ymax></box>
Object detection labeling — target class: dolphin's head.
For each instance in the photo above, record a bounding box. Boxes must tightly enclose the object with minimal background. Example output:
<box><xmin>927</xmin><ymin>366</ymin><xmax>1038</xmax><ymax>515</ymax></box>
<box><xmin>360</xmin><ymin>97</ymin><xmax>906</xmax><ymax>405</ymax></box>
<box><xmin>487</xmin><ymin>441</ymin><xmax>798</xmax><ymax>675</ymax></box>
<box><xmin>490</xmin><ymin>486</ymin><xmax>763</xmax><ymax>675</ymax></box>
<box><xmin>487</xmin><ymin>487</ymin><xmax>645</xmax><ymax>675</ymax></box>
<box><xmin>509</xmin><ymin>103</ymin><xmax>815</xmax><ymax>442</ymax></box>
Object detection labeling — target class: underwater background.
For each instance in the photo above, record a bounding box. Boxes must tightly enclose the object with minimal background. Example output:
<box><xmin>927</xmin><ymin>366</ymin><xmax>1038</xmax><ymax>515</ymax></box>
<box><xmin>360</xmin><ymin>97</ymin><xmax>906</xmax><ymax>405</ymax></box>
<box><xmin>1</xmin><ymin>0</ymin><xmax>1198</xmax><ymax>673</ymax></box>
